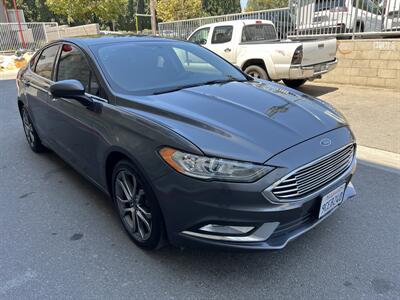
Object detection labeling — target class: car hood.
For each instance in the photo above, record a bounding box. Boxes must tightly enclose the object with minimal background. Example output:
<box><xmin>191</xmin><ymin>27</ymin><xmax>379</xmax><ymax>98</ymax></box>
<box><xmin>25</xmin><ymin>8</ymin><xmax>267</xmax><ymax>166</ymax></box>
<box><xmin>119</xmin><ymin>80</ymin><xmax>347</xmax><ymax>163</ymax></box>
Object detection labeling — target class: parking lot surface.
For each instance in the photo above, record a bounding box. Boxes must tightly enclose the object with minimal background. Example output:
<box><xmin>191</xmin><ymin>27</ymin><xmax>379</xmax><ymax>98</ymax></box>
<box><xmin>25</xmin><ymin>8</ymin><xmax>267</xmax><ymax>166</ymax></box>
<box><xmin>1</xmin><ymin>79</ymin><xmax>399</xmax><ymax>299</ymax></box>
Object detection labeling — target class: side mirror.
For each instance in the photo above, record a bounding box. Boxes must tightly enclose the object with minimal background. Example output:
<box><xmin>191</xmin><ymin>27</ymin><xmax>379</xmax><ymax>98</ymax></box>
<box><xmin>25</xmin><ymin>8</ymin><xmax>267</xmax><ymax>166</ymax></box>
<box><xmin>50</xmin><ymin>79</ymin><xmax>85</xmax><ymax>97</ymax></box>
<box><xmin>194</xmin><ymin>38</ymin><xmax>207</xmax><ymax>45</ymax></box>
<box><xmin>50</xmin><ymin>80</ymin><xmax>94</xmax><ymax>108</ymax></box>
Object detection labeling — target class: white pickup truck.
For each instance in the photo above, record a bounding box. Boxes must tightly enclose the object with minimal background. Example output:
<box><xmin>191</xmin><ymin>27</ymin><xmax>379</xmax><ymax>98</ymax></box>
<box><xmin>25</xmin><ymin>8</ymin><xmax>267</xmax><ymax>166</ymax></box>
<box><xmin>187</xmin><ymin>20</ymin><xmax>337</xmax><ymax>88</ymax></box>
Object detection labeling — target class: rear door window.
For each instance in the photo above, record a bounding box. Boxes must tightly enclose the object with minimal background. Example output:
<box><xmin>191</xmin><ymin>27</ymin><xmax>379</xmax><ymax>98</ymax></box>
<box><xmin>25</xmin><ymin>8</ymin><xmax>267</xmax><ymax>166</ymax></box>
<box><xmin>56</xmin><ymin>44</ymin><xmax>99</xmax><ymax>95</ymax></box>
<box><xmin>211</xmin><ymin>26</ymin><xmax>233</xmax><ymax>44</ymax></box>
<box><xmin>34</xmin><ymin>45</ymin><xmax>60</xmax><ymax>80</ymax></box>
<box><xmin>241</xmin><ymin>24</ymin><xmax>277</xmax><ymax>42</ymax></box>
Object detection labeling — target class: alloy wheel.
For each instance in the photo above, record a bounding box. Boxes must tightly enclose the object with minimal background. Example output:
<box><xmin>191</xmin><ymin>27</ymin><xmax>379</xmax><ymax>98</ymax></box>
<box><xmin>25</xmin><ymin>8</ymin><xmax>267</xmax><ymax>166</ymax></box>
<box><xmin>22</xmin><ymin>108</ymin><xmax>35</xmax><ymax>147</ymax></box>
<box><xmin>115</xmin><ymin>169</ymin><xmax>152</xmax><ymax>241</ymax></box>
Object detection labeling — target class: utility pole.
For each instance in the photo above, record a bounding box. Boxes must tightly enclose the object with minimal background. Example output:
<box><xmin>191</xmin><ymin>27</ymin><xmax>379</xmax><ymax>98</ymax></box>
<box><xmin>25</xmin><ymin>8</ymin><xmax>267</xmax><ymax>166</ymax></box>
<box><xmin>149</xmin><ymin>0</ymin><xmax>157</xmax><ymax>35</ymax></box>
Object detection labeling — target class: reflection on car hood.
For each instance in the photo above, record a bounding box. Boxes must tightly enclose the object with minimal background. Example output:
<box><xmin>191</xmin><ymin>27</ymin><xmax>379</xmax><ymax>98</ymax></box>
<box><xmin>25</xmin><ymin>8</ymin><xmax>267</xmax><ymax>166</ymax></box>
<box><xmin>120</xmin><ymin>80</ymin><xmax>347</xmax><ymax>163</ymax></box>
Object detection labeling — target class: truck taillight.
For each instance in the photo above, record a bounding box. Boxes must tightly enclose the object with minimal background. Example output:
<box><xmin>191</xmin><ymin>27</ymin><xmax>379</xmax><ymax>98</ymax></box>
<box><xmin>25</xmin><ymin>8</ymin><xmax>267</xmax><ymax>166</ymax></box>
<box><xmin>291</xmin><ymin>46</ymin><xmax>303</xmax><ymax>65</ymax></box>
<box><xmin>255</xmin><ymin>20</ymin><xmax>262</xmax><ymax>24</ymax></box>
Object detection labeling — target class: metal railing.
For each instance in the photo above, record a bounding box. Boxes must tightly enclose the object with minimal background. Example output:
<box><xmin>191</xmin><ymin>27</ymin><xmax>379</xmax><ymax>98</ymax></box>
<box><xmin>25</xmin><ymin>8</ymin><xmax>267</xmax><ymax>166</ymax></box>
<box><xmin>158</xmin><ymin>8</ymin><xmax>293</xmax><ymax>40</ymax></box>
<box><xmin>158</xmin><ymin>0</ymin><xmax>400</xmax><ymax>40</ymax></box>
<box><xmin>0</xmin><ymin>22</ymin><xmax>59</xmax><ymax>52</ymax></box>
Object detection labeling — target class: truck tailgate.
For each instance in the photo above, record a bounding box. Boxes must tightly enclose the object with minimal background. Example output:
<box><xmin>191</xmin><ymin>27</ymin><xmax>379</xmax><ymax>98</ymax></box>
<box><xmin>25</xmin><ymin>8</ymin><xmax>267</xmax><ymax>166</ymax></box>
<box><xmin>301</xmin><ymin>38</ymin><xmax>337</xmax><ymax>66</ymax></box>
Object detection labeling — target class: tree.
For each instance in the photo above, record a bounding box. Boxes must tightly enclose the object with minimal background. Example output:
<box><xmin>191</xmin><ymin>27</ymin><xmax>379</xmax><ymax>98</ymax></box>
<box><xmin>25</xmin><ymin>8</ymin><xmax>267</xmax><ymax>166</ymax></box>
<box><xmin>202</xmin><ymin>0</ymin><xmax>241</xmax><ymax>15</ymax></box>
<box><xmin>156</xmin><ymin>0</ymin><xmax>203</xmax><ymax>21</ymax></box>
<box><xmin>245</xmin><ymin>0</ymin><xmax>288</xmax><ymax>11</ymax></box>
<box><xmin>6</xmin><ymin>0</ymin><xmax>64</xmax><ymax>23</ymax></box>
<box><xmin>45</xmin><ymin>0</ymin><xmax>128</xmax><ymax>25</ymax></box>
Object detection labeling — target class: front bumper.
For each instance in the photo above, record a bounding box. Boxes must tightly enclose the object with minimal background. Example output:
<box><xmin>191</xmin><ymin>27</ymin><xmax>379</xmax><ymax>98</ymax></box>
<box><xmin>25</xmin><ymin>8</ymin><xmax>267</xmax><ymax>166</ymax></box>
<box><xmin>153</xmin><ymin>127</ymin><xmax>356</xmax><ymax>250</ymax></box>
<box><xmin>288</xmin><ymin>59</ymin><xmax>338</xmax><ymax>80</ymax></box>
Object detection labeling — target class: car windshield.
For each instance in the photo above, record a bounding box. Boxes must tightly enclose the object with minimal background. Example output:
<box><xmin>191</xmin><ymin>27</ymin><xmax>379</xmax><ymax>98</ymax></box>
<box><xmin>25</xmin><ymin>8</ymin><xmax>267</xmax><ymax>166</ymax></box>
<box><xmin>91</xmin><ymin>41</ymin><xmax>248</xmax><ymax>95</ymax></box>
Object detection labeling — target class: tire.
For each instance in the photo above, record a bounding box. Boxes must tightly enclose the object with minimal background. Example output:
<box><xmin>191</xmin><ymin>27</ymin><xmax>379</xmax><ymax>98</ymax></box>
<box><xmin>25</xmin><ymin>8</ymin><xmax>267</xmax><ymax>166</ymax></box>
<box><xmin>355</xmin><ymin>22</ymin><xmax>364</xmax><ymax>33</ymax></box>
<box><xmin>111</xmin><ymin>160</ymin><xmax>164</xmax><ymax>250</ymax></box>
<box><xmin>244</xmin><ymin>65</ymin><xmax>269</xmax><ymax>80</ymax></box>
<box><xmin>20</xmin><ymin>106</ymin><xmax>47</xmax><ymax>153</ymax></box>
<box><xmin>282</xmin><ymin>79</ymin><xmax>307</xmax><ymax>88</ymax></box>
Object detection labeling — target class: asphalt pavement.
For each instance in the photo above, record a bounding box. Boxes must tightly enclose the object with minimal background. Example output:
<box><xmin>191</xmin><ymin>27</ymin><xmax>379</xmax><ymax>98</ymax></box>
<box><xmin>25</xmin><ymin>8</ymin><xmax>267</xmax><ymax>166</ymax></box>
<box><xmin>1</xmin><ymin>79</ymin><xmax>399</xmax><ymax>299</ymax></box>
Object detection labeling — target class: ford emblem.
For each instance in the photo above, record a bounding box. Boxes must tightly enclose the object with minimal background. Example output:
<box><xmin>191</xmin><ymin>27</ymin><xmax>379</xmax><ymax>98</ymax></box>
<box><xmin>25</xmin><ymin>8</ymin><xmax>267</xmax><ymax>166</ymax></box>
<box><xmin>320</xmin><ymin>138</ymin><xmax>332</xmax><ymax>146</ymax></box>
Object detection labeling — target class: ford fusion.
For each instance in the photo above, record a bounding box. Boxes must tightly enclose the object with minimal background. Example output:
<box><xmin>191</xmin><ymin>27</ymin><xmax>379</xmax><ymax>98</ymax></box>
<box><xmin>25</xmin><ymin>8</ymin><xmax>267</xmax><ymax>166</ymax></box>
<box><xmin>17</xmin><ymin>37</ymin><xmax>356</xmax><ymax>250</ymax></box>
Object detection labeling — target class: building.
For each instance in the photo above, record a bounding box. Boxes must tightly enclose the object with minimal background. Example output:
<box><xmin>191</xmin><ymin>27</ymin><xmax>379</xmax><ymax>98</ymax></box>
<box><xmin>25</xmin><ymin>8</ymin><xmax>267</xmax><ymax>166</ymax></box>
<box><xmin>0</xmin><ymin>0</ymin><xmax>8</xmax><ymax>23</ymax></box>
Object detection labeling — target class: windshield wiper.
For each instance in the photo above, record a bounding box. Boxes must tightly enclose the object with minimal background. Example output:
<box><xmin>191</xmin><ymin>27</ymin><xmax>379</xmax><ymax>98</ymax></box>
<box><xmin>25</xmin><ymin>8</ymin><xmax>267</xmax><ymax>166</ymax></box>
<box><xmin>152</xmin><ymin>76</ymin><xmax>248</xmax><ymax>95</ymax></box>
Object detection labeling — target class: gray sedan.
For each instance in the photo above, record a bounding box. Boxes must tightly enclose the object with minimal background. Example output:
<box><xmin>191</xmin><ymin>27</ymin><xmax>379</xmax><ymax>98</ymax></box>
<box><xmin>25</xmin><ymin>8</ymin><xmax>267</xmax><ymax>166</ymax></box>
<box><xmin>16</xmin><ymin>36</ymin><xmax>356</xmax><ymax>250</ymax></box>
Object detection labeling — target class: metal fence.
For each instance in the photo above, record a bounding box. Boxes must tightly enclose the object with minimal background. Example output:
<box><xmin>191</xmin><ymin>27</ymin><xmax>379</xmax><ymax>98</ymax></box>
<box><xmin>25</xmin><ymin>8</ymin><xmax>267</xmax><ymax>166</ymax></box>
<box><xmin>0</xmin><ymin>22</ymin><xmax>59</xmax><ymax>52</ymax></box>
<box><xmin>158</xmin><ymin>0</ymin><xmax>400</xmax><ymax>40</ymax></box>
<box><xmin>158</xmin><ymin>8</ymin><xmax>293</xmax><ymax>40</ymax></box>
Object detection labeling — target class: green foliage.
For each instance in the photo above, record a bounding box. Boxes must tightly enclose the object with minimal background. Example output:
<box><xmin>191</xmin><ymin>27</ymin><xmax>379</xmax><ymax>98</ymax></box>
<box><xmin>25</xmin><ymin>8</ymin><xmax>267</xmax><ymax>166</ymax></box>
<box><xmin>6</xmin><ymin>0</ymin><xmax>65</xmax><ymax>23</ymax></box>
<box><xmin>156</xmin><ymin>0</ymin><xmax>203</xmax><ymax>21</ymax></box>
<box><xmin>202</xmin><ymin>0</ymin><xmax>241</xmax><ymax>15</ymax></box>
<box><xmin>45</xmin><ymin>0</ymin><xmax>128</xmax><ymax>25</ymax></box>
<box><xmin>245</xmin><ymin>0</ymin><xmax>288</xmax><ymax>11</ymax></box>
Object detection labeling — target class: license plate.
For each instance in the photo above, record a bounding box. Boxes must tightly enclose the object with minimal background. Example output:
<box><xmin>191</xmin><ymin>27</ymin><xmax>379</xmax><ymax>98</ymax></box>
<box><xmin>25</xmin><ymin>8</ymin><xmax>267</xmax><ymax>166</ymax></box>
<box><xmin>319</xmin><ymin>183</ymin><xmax>345</xmax><ymax>218</ymax></box>
<box><xmin>314</xmin><ymin>64</ymin><xmax>327</xmax><ymax>73</ymax></box>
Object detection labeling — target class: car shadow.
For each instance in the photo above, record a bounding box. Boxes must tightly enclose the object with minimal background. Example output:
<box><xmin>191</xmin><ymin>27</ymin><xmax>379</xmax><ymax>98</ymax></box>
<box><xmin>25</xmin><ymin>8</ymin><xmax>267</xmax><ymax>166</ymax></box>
<box><xmin>297</xmin><ymin>84</ymin><xmax>338</xmax><ymax>97</ymax></box>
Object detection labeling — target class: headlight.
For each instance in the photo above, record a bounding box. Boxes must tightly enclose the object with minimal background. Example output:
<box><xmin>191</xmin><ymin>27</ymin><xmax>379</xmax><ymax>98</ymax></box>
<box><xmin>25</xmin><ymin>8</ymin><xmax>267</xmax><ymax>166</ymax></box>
<box><xmin>159</xmin><ymin>147</ymin><xmax>274</xmax><ymax>182</ymax></box>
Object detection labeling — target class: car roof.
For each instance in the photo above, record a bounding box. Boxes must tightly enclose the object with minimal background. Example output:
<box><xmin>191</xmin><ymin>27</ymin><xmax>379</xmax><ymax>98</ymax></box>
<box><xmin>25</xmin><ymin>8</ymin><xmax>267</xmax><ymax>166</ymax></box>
<box><xmin>59</xmin><ymin>35</ymin><xmax>183</xmax><ymax>47</ymax></box>
<box><xmin>196</xmin><ymin>19</ymin><xmax>274</xmax><ymax>30</ymax></box>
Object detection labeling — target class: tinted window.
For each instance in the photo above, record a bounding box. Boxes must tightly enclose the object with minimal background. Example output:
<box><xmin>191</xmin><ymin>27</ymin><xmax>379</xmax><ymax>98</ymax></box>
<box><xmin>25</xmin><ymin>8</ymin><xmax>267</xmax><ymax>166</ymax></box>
<box><xmin>35</xmin><ymin>45</ymin><xmax>59</xmax><ymax>80</ymax></box>
<box><xmin>241</xmin><ymin>24</ymin><xmax>277</xmax><ymax>42</ymax></box>
<box><xmin>57</xmin><ymin>44</ymin><xmax>99</xmax><ymax>95</ymax></box>
<box><xmin>211</xmin><ymin>26</ymin><xmax>233</xmax><ymax>44</ymax></box>
<box><xmin>92</xmin><ymin>41</ymin><xmax>247</xmax><ymax>95</ymax></box>
<box><xmin>315</xmin><ymin>0</ymin><xmax>345</xmax><ymax>11</ymax></box>
<box><xmin>189</xmin><ymin>27</ymin><xmax>210</xmax><ymax>45</ymax></box>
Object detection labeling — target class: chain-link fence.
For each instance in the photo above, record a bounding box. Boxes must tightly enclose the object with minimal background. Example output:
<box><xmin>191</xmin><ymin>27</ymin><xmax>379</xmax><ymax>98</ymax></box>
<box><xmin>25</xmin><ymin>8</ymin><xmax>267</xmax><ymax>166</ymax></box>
<box><xmin>0</xmin><ymin>22</ymin><xmax>59</xmax><ymax>52</ymax></box>
<box><xmin>158</xmin><ymin>0</ymin><xmax>400</xmax><ymax>40</ymax></box>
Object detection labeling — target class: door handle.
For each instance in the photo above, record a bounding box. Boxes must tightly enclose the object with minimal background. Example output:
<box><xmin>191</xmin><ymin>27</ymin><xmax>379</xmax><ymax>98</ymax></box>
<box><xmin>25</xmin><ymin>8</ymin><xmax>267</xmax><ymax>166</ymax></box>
<box><xmin>224</xmin><ymin>48</ymin><xmax>231</xmax><ymax>53</ymax></box>
<box><xmin>21</xmin><ymin>80</ymin><xmax>30</xmax><ymax>87</ymax></box>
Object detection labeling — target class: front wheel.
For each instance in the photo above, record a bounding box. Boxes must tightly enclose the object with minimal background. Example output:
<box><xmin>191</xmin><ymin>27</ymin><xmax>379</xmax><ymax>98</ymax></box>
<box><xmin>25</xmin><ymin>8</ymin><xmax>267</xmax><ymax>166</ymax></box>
<box><xmin>244</xmin><ymin>65</ymin><xmax>269</xmax><ymax>80</ymax></box>
<box><xmin>112</xmin><ymin>160</ymin><xmax>164</xmax><ymax>250</ymax></box>
<box><xmin>282</xmin><ymin>79</ymin><xmax>307</xmax><ymax>88</ymax></box>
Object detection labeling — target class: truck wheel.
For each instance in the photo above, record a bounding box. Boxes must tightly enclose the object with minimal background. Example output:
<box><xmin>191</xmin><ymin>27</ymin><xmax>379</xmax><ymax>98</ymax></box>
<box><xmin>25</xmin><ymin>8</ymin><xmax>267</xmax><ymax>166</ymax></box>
<box><xmin>244</xmin><ymin>65</ymin><xmax>269</xmax><ymax>80</ymax></box>
<box><xmin>282</xmin><ymin>79</ymin><xmax>307</xmax><ymax>88</ymax></box>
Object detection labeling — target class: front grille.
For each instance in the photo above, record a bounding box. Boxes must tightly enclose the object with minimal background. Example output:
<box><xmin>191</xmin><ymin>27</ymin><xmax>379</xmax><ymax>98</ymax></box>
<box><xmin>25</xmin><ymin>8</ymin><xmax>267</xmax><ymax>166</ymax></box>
<box><xmin>272</xmin><ymin>144</ymin><xmax>355</xmax><ymax>200</ymax></box>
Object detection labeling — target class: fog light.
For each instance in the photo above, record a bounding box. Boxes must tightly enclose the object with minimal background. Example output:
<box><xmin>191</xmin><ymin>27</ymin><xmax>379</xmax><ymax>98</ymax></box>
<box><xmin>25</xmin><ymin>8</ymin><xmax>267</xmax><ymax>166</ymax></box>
<box><xmin>199</xmin><ymin>224</ymin><xmax>254</xmax><ymax>235</ymax></box>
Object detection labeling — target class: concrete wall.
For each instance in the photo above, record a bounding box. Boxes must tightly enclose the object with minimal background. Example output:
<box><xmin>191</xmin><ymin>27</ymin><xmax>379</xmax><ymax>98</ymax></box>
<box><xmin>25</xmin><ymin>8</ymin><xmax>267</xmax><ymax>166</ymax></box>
<box><xmin>316</xmin><ymin>39</ymin><xmax>400</xmax><ymax>90</ymax></box>
<box><xmin>46</xmin><ymin>24</ymin><xmax>100</xmax><ymax>42</ymax></box>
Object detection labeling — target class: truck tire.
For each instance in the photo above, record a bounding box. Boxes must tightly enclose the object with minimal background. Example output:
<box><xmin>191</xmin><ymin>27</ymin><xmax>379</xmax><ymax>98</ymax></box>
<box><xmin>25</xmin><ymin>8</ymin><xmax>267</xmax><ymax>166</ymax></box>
<box><xmin>282</xmin><ymin>79</ymin><xmax>307</xmax><ymax>88</ymax></box>
<box><xmin>244</xmin><ymin>65</ymin><xmax>269</xmax><ymax>80</ymax></box>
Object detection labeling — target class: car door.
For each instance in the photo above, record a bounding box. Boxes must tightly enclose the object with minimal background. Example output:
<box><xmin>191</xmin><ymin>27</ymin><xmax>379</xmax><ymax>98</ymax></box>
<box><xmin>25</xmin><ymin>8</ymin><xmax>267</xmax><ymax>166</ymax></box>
<box><xmin>207</xmin><ymin>25</ymin><xmax>236</xmax><ymax>63</ymax></box>
<box><xmin>23</xmin><ymin>44</ymin><xmax>60</xmax><ymax>141</ymax></box>
<box><xmin>48</xmin><ymin>43</ymin><xmax>108</xmax><ymax>183</ymax></box>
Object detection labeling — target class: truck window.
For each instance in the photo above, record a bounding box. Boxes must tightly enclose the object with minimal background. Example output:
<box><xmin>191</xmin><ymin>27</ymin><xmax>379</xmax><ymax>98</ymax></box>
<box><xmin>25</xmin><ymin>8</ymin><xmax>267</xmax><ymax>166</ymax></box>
<box><xmin>241</xmin><ymin>24</ymin><xmax>277</xmax><ymax>43</ymax></box>
<box><xmin>315</xmin><ymin>0</ymin><xmax>345</xmax><ymax>11</ymax></box>
<box><xmin>189</xmin><ymin>27</ymin><xmax>210</xmax><ymax>45</ymax></box>
<box><xmin>211</xmin><ymin>26</ymin><xmax>233</xmax><ymax>44</ymax></box>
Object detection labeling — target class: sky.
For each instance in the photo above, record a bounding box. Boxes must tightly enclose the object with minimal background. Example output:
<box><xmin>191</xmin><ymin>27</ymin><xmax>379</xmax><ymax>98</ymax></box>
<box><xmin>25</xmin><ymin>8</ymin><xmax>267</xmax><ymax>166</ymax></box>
<box><xmin>240</xmin><ymin>0</ymin><xmax>249</xmax><ymax>10</ymax></box>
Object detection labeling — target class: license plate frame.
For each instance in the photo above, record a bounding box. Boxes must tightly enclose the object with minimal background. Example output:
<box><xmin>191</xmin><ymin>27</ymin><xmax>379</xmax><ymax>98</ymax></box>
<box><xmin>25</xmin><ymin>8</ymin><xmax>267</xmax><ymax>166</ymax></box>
<box><xmin>318</xmin><ymin>183</ymin><xmax>346</xmax><ymax>218</ymax></box>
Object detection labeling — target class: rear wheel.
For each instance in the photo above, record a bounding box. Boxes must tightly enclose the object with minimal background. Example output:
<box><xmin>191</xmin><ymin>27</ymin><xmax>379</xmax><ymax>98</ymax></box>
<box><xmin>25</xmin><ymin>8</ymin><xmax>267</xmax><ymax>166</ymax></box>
<box><xmin>282</xmin><ymin>79</ymin><xmax>307</xmax><ymax>88</ymax></box>
<box><xmin>21</xmin><ymin>106</ymin><xmax>47</xmax><ymax>153</ymax></box>
<box><xmin>244</xmin><ymin>65</ymin><xmax>269</xmax><ymax>80</ymax></box>
<box><xmin>112</xmin><ymin>160</ymin><xmax>164</xmax><ymax>250</ymax></box>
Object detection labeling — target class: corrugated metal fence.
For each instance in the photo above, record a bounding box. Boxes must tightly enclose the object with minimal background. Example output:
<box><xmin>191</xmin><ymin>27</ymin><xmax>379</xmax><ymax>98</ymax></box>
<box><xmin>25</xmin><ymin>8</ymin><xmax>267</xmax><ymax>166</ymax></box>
<box><xmin>159</xmin><ymin>0</ymin><xmax>400</xmax><ymax>40</ymax></box>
